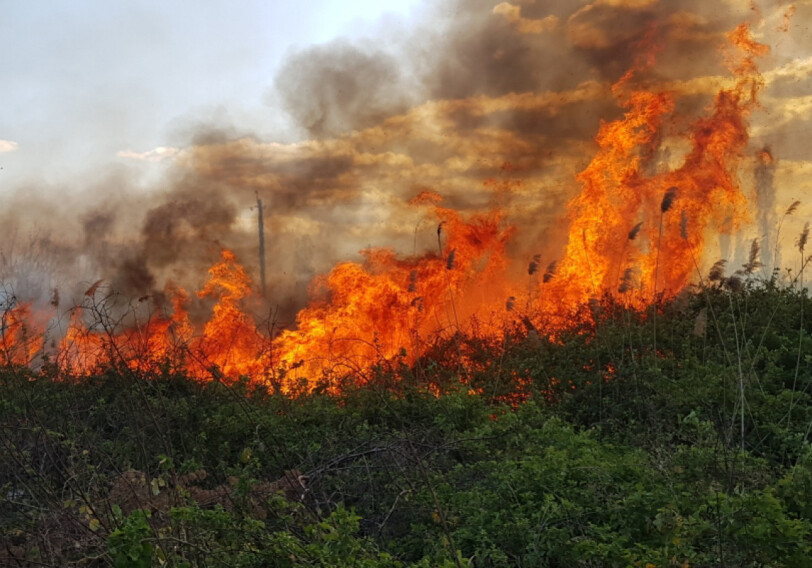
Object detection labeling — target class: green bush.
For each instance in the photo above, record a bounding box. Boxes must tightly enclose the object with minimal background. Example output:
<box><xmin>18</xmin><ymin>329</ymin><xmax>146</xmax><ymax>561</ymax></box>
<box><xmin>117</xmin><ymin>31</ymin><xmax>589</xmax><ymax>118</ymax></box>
<box><xmin>1</xmin><ymin>283</ymin><xmax>810</xmax><ymax>566</ymax></box>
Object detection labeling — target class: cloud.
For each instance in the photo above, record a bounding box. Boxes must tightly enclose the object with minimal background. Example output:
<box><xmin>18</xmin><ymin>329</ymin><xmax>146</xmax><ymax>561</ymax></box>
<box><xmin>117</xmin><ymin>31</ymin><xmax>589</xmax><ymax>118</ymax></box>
<box><xmin>0</xmin><ymin>140</ymin><xmax>19</xmax><ymax>153</ymax></box>
<box><xmin>117</xmin><ymin>146</ymin><xmax>179</xmax><ymax>162</ymax></box>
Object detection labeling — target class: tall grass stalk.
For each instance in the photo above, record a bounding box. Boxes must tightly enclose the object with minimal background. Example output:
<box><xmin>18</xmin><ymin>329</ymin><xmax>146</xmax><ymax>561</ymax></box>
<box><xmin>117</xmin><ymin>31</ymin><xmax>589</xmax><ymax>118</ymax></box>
<box><xmin>787</xmin><ymin>222</ymin><xmax>809</xmax><ymax>427</ymax></box>
<box><xmin>771</xmin><ymin>200</ymin><xmax>800</xmax><ymax>277</ymax></box>
<box><xmin>680</xmin><ymin>211</ymin><xmax>738</xmax><ymax>448</ymax></box>
<box><xmin>653</xmin><ymin>187</ymin><xmax>678</xmax><ymax>366</ymax></box>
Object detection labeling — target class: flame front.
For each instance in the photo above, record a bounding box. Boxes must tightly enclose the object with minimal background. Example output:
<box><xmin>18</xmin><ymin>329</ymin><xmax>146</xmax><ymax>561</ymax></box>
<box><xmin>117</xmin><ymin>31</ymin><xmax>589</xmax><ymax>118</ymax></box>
<box><xmin>536</xmin><ymin>24</ymin><xmax>766</xmax><ymax>324</ymax></box>
<box><xmin>1</xmin><ymin>24</ymin><xmax>770</xmax><ymax>392</ymax></box>
<box><xmin>272</xmin><ymin>203</ymin><xmax>513</xmax><ymax>386</ymax></box>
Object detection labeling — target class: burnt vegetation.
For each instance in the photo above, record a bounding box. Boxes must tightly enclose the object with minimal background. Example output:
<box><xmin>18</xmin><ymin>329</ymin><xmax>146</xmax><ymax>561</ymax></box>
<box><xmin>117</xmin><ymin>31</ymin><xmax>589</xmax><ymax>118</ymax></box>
<box><xmin>1</xmin><ymin>273</ymin><xmax>811</xmax><ymax>567</ymax></box>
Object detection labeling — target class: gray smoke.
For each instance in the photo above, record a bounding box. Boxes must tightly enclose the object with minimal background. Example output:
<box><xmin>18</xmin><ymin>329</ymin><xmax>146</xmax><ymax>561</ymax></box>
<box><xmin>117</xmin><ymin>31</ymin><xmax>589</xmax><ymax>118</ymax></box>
<box><xmin>0</xmin><ymin>0</ymin><xmax>799</xmax><ymax>328</ymax></box>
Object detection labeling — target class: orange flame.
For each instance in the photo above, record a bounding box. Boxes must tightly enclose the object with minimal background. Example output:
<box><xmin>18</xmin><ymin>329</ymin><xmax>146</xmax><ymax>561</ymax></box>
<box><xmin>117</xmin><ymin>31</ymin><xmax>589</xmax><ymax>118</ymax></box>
<box><xmin>0</xmin><ymin>302</ymin><xmax>43</xmax><ymax>367</ymax></box>
<box><xmin>272</xmin><ymin>201</ymin><xmax>514</xmax><ymax>389</ymax></box>
<box><xmin>532</xmin><ymin>23</ymin><xmax>766</xmax><ymax>327</ymax></box>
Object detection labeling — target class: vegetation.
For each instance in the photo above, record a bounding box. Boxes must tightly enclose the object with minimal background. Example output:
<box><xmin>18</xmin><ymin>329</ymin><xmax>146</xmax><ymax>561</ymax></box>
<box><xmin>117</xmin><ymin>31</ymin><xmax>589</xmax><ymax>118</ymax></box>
<box><xmin>1</xmin><ymin>278</ymin><xmax>811</xmax><ymax>567</ymax></box>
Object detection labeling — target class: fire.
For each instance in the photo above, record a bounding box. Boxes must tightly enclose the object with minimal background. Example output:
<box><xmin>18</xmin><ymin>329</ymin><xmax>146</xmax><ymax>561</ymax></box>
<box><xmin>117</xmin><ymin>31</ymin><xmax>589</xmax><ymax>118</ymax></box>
<box><xmin>54</xmin><ymin>251</ymin><xmax>267</xmax><ymax>382</ymax></box>
<box><xmin>0</xmin><ymin>24</ymin><xmax>770</xmax><ymax>393</ymax></box>
<box><xmin>193</xmin><ymin>250</ymin><xmax>268</xmax><ymax>380</ymax></box>
<box><xmin>272</xmin><ymin>202</ymin><xmax>513</xmax><ymax>388</ymax></box>
<box><xmin>0</xmin><ymin>302</ymin><xmax>43</xmax><ymax>367</ymax></box>
<box><xmin>533</xmin><ymin>23</ymin><xmax>765</xmax><ymax>326</ymax></box>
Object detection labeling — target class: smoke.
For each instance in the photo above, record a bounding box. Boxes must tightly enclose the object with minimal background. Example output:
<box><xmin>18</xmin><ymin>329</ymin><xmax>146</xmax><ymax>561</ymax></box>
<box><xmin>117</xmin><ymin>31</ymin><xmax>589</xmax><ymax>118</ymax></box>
<box><xmin>274</xmin><ymin>40</ymin><xmax>416</xmax><ymax>138</ymax></box>
<box><xmin>0</xmin><ymin>0</ymin><xmax>801</xmax><ymax>327</ymax></box>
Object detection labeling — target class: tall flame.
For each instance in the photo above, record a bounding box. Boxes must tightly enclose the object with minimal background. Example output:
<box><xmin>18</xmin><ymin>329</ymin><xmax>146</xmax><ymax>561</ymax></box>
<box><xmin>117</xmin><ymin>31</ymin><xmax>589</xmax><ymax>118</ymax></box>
<box><xmin>271</xmin><ymin>200</ymin><xmax>513</xmax><ymax>387</ymax></box>
<box><xmin>534</xmin><ymin>23</ymin><xmax>766</xmax><ymax>324</ymax></box>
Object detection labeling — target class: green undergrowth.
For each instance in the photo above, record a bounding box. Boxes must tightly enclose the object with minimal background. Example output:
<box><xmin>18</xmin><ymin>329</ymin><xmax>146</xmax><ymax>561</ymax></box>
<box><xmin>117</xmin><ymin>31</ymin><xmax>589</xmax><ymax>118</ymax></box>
<box><xmin>1</xmin><ymin>281</ymin><xmax>811</xmax><ymax>566</ymax></box>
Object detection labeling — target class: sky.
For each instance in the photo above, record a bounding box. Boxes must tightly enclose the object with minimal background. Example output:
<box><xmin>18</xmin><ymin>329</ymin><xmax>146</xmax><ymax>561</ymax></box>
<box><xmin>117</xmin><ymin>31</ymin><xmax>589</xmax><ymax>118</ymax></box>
<box><xmin>0</xmin><ymin>0</ymin><xmax>424</xmax><ymax>186</ymax></box>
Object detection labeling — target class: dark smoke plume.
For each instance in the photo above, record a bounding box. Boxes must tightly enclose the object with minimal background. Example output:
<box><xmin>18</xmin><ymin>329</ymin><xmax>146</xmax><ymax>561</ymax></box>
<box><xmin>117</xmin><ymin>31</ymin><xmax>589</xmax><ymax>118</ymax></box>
<box><xmin>0</xmin><ymin>0</ymin><xmax>801</xmax><ymax>328</ymax></box>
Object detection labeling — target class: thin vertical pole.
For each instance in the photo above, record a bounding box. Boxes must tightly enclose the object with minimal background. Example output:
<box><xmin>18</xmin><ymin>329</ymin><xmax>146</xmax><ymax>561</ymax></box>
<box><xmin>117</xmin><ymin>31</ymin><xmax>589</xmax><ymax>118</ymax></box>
<box><xmin>256</xmin><ymin>193</ymin><xmax>267</xmax><ymax>298</ymax></box>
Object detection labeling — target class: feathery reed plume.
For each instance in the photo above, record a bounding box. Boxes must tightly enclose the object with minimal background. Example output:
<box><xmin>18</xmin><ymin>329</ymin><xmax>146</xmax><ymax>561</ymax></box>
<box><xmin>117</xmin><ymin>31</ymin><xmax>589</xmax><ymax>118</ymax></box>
<box><xmin>84</xmin><ymin>279</ymin><xmax>104</xmax><ymax>297</ymax></box>
<box><xmin>693</xmin><ymin>307</ymin><xmax>707</xmax><ymax>337</ymax></box>
<box><xmin>724</xmin><ymin>275</ymin><xmax>743</xmax><ymax>293</ymax></box>
<box><xmin>617</xmin><ymin>222</ymin><xmax>641</xmax><ymax>301</ymax></box>
<box><xmin>798</xmin><ymin>222</ymin><xmax>810</xmax><ymax>253</ymax></box>
<box><xmin>744</xmin><ymin>239</ymin><xmax>761</xmax><ymax>275</ymax></box>
<box><xmin>436</xmin><ymin>222</ymin><xmax>446</xmax><ymax>254</ymax></box>
<box><xmin>446</xmin><ymin>249</ymin><xmax>456</xmax><ymax>270</ymax></box>
<box><xmin>789</xmin><ymin>219</ymin><xmax>809</xmax><ymax>421</ymax></box>
<box><xmin>628</xmin><ymin>222</ymin><xmax>643</xmax><ymax>241</ymax></box>
<box><xmin>528</xmin><ymin>254</ymin><xmax>541</xmax><ymax>276</ymax></box>
<box><xmin>618</xmin><ymin>267</ymin><xmax>635</xmax><ymax>294</ymax></box>
<box><xmin>408</xmin><ymin>270</ymin><xmax>418</xmax><ymax>293</ymax></box>
<box><xmin>543</xmin><ymin>261</ymin><xmax>557</xmax><ymax>283</ymax></box>
<box><xmin>708</xmin><ymin>259</ymin><xmax>727</xmax><ymax>282</ymax></box>
<box><xmin>506</xmin><ymin>296</ymin><xmax>516</xmax><ymax>311</ymax></box>
<box><xmin>771</xmin><ymin>201</ymin><xmax>803</xmax><ymax>273</ymax></box>
<box><xmin>50</xmin><ymin>288</ymin><xmax>60</xmax><ymax>308</ymax></box>
<box><xmin>661</xmin><ymin>186</ymin><xmax>678</xmax><ymax>213</ymax></box>
<box><xmin>680</xmin><ymin>210</ymin><xmax>688</xmax><ymax>240</ymax></box>
<box><xmin>410</xmin><ymin>296</ymin><xmax>423</xmax><ymax>311</ymax></box>
<box><xmin>653</xmin><ymin>186</ymin><xmax>678</xmax><ymax>361</ymax></box>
